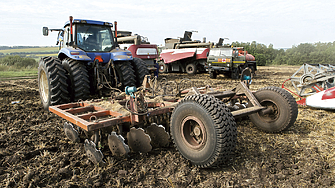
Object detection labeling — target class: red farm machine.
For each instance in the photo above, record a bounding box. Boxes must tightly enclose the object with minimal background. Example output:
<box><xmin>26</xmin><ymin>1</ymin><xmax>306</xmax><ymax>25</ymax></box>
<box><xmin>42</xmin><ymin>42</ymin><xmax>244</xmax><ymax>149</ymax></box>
<box><xmin>116</xmin><ymin>30</ymin><xmax>159</xmax><ymax>75</ymax></box>
<box><xmin>158</xmin><ymin>31</ymin><xmax>212</xmax><ymax>75</ymax></box>
<box><xmin>47</xmin><ymin>68</ymin><xmax>298</xmax><ymax>168</ymax></box>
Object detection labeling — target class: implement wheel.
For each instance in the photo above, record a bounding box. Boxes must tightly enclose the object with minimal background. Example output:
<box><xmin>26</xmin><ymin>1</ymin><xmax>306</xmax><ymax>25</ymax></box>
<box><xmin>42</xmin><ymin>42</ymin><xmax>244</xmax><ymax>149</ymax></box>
<box><xmin>38</xmin><ymin>57</ymin><xmax>69</xmax><ymax>110</ymax></box>
<box><xmin>171</xmin><ymin>94</ymin><xmax>237</xmax><ymax>168</ymax></box>
<box><xmin>249</xmin><ymin>86</ymin><xmax>298</xmax><ymax>133</ymax></box>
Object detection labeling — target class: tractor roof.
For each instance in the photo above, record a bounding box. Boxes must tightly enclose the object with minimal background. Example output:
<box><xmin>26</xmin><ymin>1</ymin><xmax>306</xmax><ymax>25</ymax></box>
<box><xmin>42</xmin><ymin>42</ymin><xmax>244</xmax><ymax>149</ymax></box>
<box><xmin>64</xmin><ymin>19</ymin><xmax>113</xmax><ymax>27</ymax></box>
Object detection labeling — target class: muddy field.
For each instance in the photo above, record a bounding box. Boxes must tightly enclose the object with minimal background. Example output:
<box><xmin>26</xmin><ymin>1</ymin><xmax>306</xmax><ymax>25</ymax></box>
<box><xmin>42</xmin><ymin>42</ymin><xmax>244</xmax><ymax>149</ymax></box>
<box><xmin>0</xmin><ymin>66</ymin><xmax>334</xmax><ymax>187</ymax></box>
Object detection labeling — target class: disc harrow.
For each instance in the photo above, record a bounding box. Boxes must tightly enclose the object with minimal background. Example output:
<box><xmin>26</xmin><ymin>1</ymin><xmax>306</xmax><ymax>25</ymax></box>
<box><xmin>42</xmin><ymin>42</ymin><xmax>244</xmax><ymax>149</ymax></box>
<box><xmin>49</xmin><ymin>72</ymin><xmax>298</xmax><ymax>168</ymax></box>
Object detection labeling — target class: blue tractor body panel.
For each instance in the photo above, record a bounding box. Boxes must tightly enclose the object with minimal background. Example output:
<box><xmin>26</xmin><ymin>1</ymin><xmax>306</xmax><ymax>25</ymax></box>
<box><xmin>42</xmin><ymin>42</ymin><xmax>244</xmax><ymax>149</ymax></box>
<box><xmin>58</xmin><ymin>47</ymin><xmax>133</xmax><ymax>63</ymax></box>
<box><xmin>58</xmin><ymin>47</ymin><xmax>91</xmax><ymax>61</ymax></box>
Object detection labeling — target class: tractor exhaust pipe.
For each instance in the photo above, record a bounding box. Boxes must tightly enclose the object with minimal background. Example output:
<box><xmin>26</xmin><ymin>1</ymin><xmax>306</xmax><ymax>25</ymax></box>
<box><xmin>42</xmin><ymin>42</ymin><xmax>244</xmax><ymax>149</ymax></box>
<box><xmin>114</xmin><ymin>21</ymin><xmax>119</xmax><ymax>47</ymax></box>
<box><xmin>69</xmin><ymin>16</ymin><xmax>74</xmax><ymax>46</ymax></box>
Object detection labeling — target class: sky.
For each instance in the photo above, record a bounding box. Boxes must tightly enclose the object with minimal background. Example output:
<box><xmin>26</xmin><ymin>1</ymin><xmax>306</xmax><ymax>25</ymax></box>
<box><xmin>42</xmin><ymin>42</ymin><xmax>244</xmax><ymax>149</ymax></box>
<box><xmin>1</xmin><ymin>0</ymin><xmax>334</xmax><ymax>49</ymax></box>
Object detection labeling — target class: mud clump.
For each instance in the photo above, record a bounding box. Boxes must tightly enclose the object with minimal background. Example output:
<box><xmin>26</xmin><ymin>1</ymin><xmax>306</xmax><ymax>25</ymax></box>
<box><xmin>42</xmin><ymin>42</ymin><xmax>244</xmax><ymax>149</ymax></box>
<box><xmin>0</xmin><ymin>66</ymin><xmax>335</xmax><ymax>187</ymax></box>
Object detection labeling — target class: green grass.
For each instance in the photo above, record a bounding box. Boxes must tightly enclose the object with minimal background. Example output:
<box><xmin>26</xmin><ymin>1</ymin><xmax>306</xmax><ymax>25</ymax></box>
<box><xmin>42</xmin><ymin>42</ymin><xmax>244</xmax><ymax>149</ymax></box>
<box><xmin>0</xmin><ymin>69</ymin><xmax>37</xmax><ymax>79</ymax></box>
<box><xmin>0</xmin><ymin>47</ymin><xmax>58</xmax><ymax>53</ymax></box>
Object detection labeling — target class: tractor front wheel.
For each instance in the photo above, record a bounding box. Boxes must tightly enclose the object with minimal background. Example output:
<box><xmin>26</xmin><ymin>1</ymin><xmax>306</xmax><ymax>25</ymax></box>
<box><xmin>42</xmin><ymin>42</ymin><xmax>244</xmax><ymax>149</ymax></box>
<box><xmin>248</xmin><ymin>86</ymin><xmax>298</xmax><ymax>132</ymax></box>
<box><xmin>171</xmin><ymin>94</ymin><xmax>237</xmax><ymax>168</ymax></box>
<box><xmin>38</xmin><ymin>57</ymin><xmax>69</xmax><ymax>110</ymax></box>
<box><xmin>132</xmin><ymin>58</ymin><xmax>150</xmax><ymax>87</ymax></box>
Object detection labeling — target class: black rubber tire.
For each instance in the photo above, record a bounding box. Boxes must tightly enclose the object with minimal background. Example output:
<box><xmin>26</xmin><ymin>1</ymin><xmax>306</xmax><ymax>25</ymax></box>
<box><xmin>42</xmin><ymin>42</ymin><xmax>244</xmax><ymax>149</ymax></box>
<box><xmin>248</xmin><ymin>86</ymin><xmax>298</xmax><ymax>133</ymax></box>
<box><xmin>231</xmin><ymin>68</ymin><xmax>239</xmax><ymax>79</ymax></box>
<box><xmin>171</xmin><ymin>94</ymin><xmax>237</xmax><ymax>168</ymax></box>
<box><xmin>38</xmin><ymin>57</ymin><xmax>69</xmax><ymax>110</ymax></box>
<box><xmin>186</xmin><ymin>63</ymin><xmax>197</xmax><ymax>75</ymax></box>
<box><xmin>158</xmin><ymin>61</ymin><xmax>167</xmax><ymax>73</ymax></box>
<box><xmin>62</xmin><ymin>58</ymin><xmax>90</xmax><ymax>102</ymax></box>
<box><xmin>114</xmin><ymin>61</ymin><xmax>136</xmax><ymax>90</ymax></box>
<box><xmin>209</xmin><ymin>71</ymin><xmax>217</xmax><ymax>79</ymax></box>
<box><xmin>132</xmin><ymin>58</ymin><xmax>150</xmax><ymax>87</ymax></box>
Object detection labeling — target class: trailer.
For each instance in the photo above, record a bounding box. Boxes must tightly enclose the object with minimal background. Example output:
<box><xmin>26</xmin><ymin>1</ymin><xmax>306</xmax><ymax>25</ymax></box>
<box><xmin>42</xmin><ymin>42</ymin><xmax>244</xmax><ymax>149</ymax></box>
<box><xmin>49</xmin><ymin>70</ymin><xmax>298</xmax><ymax>168</ymax></box>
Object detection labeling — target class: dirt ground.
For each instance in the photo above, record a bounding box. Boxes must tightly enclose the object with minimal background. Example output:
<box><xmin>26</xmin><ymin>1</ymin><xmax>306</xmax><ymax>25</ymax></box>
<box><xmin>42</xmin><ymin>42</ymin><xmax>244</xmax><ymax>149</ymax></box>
<box><xmin>0</xmin><ymin>66</ymin><xmax>334</xmax><ymax>187</ymax></box>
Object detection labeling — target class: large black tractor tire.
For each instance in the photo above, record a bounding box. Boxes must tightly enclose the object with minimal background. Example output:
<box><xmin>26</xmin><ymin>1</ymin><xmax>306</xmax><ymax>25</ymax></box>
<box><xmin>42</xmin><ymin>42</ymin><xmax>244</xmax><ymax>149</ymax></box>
<box><xmin>62</xmin><ymin>58</ymin><xmax>90</xmax><ymax>102</ymax></box>
<box><xmin>132</xmin><ymin>58</ymin><xmax>150</xmax><ymax>87</ymax></box>
<box><xmin>248</xmin><ymin>86</ymin><xmax>298</xmax><ymax>133</ymax></box>
<box><xmin>114</xmin><ymin>61</ymin><xmax>136</xmax><ymax>90</ymax></box>
<box><xmin>186</xmin><ymin>63</ymin><xmax>197</xmax><ymax>75</ymax></box>
<box><xmin>158</xmin><ymin>61</ymin><xmax>167</xmax><ymax>73</ymax></box>
<box><xmin>38</xmin><ymin>57</ymin><xmax>69</xmax><ymax>110</ymax></box>
<box><xmin>171</xmin><ymin>94</ymin><xmax>237</xmax><ymax>168</ymax></box>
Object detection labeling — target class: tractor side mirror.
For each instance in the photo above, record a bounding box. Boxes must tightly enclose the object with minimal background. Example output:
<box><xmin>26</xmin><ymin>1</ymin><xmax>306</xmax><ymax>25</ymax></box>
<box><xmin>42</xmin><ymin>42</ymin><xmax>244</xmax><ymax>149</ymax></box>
<box><xmin>43</xmin><ymin>27</ymin><xmax>49</xmax><ymax>36</ymax></box>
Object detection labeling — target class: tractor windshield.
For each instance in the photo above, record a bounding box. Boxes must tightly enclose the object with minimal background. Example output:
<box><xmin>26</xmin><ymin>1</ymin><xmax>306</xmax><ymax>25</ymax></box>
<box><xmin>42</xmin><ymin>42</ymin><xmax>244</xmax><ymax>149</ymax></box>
<box><xmin>76</xmin><ymin>24</ymin><xmax>114</xmax><ymax>52</ymax></box>
<box><xmin>209</xmin><ymin>48</ymin><xmax>232</xmax><ymax>57</ymax></box>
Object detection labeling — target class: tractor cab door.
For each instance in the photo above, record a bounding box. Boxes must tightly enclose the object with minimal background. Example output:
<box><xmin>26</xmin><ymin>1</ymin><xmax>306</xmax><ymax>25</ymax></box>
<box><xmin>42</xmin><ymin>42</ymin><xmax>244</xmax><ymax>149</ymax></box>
<box><xmin>62</xmin><ymin>25</ymin><xmax>71</xmax><ymax>48</ymax></box>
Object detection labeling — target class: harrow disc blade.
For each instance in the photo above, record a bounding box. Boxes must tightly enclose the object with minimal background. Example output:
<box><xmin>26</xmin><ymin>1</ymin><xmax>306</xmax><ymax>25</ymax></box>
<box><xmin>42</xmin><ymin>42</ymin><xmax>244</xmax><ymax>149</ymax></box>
<box><xmin>84</xmin><ymin>139</ymin><xmax>104</xmax><ymax>164</ymax></box>
<box><xmin>146</xmin><ymin>123</ymin><xmax>170</xmax><ymax>148</ymax></box>
<box><xmin>63</xmin><ymin>122</ymin><xmax>80</xmax><ymax>143</ymax></box>
<box><xmin>127</xmin><ymin>127</ymin><xmax>152</xmax><ymax>153</ymax></box>
<box><xmin>108</xmin><ymin>132</ymin><xmax>130</xmax><ymax>157</ymax></box>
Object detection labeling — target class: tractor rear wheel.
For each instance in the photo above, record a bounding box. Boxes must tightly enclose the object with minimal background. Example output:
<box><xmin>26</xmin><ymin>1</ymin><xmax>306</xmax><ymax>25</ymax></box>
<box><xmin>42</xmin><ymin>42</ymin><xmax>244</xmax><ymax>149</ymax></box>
<box><xmin>38</xmin><ymin>57</ymin><xmax>69</xmax><ymax>110</ymax></box>
<box><xmin>186</xmin><ymin>63</ymin><xmax>197</xmax><ymax>75</ymax></box>
<box><xmin>158</xmin><ymin>61</ymin><xmax>167</xmax><ymax>73</ymax></box>
<box><xmin>248</xmin><ymin>86</ymin><xmax>298</xmax><ymax>133</ymax></box>
<box><xmin>132</xmin><ymin>58</ymin><xmax>150</xmax><ymax>87</ymax></box>
<box><xmin>114</xmin><ymin>61</ymin><xmax>136</xmax><ymax>90</ymax></box>
<box><xmin>62</xmin><ymin>58</ymin><xmax>90</xmax><ymax>102</ymax></box>
<box><xmin>171</xmin><ymin>94</ymin><xmax>237</xmax><ymax>168</ymax></box>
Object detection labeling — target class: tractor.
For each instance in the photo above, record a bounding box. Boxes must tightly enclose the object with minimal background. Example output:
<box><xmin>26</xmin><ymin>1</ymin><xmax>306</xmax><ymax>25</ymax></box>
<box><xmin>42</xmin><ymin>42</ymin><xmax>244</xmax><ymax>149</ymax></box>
<box><xmin>39</xmin><ymin>16</ymin><xmax>149</xmax><ymax>110</ymax></box>
<box><xmin>207</xmin><ymin>40</ymin><xmax>257</xmax><ymax>79</ymax></box>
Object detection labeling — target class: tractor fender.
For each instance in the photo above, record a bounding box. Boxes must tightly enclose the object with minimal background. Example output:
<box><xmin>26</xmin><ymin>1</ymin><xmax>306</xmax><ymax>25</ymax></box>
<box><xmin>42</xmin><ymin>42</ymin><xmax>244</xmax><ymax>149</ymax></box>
<box><xmin>58</xmin><ymin>47</ymin><xmax>91</xmax><ymax>61</ymax></box>
<box><xmin>110</xmin><ymin>48</ymin><xmax>133</xmax><ymax>61</ymax></box>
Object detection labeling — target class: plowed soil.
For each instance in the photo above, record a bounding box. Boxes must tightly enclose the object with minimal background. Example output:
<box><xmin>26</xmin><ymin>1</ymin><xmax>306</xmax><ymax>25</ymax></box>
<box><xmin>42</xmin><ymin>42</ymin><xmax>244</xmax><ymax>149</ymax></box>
<box><xmin>1</xmin><ymin>66</ymin><xmax>334</xmax><ymax>187</ymax></box>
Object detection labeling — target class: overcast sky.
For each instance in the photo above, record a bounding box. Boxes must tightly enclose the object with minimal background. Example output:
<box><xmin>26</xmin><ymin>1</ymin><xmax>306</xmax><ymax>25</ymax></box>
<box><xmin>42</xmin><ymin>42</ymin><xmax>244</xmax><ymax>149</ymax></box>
<box><xmin>1</xmin><ymin>0</ymin><xmax>334</xmax><ymax>48</ymax></box>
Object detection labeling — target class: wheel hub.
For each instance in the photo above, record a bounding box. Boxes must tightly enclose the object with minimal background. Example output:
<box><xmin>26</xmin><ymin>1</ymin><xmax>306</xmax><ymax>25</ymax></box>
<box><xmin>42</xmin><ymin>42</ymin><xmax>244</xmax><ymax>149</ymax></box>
<box><xmin>258</xmin><ymin>100</ymin><xmax>279</xmax><ymax>122</ymax></box>
<box><xmin>181</xmin><ymin>116</ymin><xmax>206</xmax><ymax>150</ymax></box>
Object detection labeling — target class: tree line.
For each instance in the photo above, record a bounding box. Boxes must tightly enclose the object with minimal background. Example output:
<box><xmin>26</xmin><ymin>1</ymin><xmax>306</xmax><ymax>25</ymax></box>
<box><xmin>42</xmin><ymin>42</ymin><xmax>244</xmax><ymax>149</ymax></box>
<box><xmin>0</xmin><ymin>56</ymin><xmax>37</xmax><ymax>70</ymax></box>
<box><xmin>1</xmin><ymin>41</ymin><xmax>335</xmax><ymax>70</ymax></box>
<box><xmin>231</xmin><ymin>41</ymin><xmax>335</xmax><ymax>66</ymax></box>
